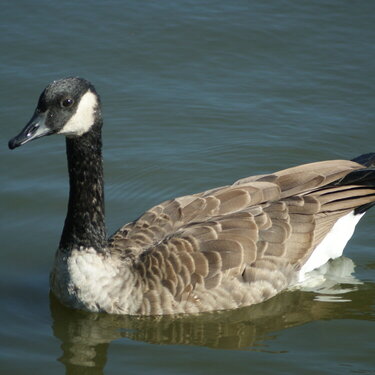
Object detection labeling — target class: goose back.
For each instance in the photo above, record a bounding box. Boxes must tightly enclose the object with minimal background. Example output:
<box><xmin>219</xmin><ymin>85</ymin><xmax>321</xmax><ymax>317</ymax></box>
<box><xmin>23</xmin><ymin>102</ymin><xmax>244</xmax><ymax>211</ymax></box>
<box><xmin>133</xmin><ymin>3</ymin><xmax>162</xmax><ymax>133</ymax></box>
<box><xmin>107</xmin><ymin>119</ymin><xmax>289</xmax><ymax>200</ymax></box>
<box><xmin>107</xmin><ymin>159</ymin><xmax>375</xmax><ymax>314</ymax></box>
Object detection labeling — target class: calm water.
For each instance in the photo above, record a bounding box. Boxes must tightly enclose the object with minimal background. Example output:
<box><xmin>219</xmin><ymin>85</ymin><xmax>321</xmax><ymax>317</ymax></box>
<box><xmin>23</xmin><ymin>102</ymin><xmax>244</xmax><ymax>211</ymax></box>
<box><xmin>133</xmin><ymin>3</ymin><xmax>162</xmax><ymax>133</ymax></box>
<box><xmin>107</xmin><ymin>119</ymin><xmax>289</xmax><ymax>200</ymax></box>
<box><xmin>1</xmin><ymin>1</ymin><xmax>375</xmax><ymax>374</ymax></box>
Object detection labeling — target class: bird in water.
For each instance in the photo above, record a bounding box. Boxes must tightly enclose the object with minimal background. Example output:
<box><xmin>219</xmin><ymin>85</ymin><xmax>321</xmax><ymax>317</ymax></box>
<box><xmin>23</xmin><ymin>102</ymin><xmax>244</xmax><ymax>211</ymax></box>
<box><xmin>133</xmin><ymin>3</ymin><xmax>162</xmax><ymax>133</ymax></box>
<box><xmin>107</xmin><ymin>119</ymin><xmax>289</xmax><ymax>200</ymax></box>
<box><xmin>8</xmin><ymin>77</ymin><xmax>375</xmax><ymax>315</ymax></box>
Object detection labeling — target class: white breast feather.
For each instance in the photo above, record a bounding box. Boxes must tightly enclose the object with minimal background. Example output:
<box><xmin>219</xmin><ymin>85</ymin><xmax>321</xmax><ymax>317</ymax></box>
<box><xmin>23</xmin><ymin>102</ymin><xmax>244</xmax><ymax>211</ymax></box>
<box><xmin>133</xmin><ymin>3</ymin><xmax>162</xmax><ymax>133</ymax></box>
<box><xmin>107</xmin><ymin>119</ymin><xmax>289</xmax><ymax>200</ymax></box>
<box><xmin>51</xmin><ymin>247</ymin><xmax>139</xmax><ymax>314</ymax></box>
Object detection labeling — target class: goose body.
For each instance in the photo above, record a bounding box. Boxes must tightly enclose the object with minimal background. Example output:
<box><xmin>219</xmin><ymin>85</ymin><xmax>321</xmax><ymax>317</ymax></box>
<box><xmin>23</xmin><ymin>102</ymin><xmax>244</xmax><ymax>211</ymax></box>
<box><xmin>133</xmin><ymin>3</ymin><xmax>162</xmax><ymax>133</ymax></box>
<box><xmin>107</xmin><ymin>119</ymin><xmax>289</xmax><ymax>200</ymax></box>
<box><xmin>9</xmin><ymin>78</ymin><xmax>375</xmax><ymax>315</ymax></box>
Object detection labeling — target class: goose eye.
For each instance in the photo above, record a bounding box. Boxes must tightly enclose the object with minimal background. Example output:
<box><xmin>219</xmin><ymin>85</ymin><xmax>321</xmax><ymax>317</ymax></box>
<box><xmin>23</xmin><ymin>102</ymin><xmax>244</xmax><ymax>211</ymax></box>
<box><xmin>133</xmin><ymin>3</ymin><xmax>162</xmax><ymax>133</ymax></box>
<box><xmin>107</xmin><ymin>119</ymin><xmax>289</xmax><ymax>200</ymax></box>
<box><xmin>61</xmin><ymin>98</ymin><xmax>74</xmax><ymax>108</ymax></box>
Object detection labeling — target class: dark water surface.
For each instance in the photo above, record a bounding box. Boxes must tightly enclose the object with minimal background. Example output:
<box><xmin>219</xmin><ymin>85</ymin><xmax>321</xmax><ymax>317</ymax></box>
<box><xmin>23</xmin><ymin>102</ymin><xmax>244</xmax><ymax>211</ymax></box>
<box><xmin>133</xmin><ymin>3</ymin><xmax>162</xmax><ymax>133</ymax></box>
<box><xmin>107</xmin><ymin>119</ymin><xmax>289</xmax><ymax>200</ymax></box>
<box><xmin>1</xmin><ymin>1</ymin><xmax>375</xmax><ymax>374</ymax></box>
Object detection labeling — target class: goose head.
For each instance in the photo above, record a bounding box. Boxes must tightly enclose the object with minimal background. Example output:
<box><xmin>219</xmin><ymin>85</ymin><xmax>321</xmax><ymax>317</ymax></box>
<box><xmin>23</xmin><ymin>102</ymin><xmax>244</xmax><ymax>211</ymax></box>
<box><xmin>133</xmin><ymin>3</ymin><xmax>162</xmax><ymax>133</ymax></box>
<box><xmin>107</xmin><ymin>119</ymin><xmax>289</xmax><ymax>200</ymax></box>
<box><xmin>9</xmin><ymin>77</ymin><xmax>101</xmax><ymax>149</ymax></box>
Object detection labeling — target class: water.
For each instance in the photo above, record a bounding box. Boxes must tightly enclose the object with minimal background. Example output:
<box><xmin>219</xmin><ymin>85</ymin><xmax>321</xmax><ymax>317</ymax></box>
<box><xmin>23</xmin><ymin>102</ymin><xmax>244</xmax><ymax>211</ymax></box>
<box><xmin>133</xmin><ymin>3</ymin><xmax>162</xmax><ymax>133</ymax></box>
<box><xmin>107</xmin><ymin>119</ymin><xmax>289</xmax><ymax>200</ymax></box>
<box><xmin>1</xmin><ymin>1</ymin><xmax>375</xmax><ymax>374</ymax></box>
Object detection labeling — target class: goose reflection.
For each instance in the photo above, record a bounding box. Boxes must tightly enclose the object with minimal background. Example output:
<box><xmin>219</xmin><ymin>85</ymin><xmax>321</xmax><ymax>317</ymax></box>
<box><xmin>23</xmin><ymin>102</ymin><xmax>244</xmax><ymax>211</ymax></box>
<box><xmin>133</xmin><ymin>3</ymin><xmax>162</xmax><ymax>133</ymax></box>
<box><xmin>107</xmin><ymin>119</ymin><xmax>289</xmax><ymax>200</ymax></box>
<box><xmin>50</xmin><ymin>257</ymin><xmax>374</xmax><ymax>375</ymax></box>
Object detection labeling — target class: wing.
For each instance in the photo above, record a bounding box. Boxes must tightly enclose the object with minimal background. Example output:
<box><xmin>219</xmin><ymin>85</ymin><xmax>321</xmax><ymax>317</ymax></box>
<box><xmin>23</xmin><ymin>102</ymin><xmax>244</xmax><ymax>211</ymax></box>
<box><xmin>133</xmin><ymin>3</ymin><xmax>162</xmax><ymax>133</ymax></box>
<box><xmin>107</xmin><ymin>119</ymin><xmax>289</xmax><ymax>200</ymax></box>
<box><xmin>109</xmin><ymin>159</ymin><xmax>362</xmax><ymax>254</ymax></box>
<box><xmin>108</xmin><ymin>159</ymin><xmax>375</xmax><ymax>314</ymax></box>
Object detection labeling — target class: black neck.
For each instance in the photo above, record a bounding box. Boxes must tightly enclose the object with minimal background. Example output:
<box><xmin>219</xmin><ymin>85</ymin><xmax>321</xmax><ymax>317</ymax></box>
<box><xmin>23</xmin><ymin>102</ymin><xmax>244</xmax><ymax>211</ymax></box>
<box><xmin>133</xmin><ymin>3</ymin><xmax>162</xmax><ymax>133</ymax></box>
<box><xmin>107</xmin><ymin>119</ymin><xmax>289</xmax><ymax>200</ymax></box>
<box><xmin>59</xmin><ymin>121</ymin><xmax>106</xmax><ymax>252</ymax></box>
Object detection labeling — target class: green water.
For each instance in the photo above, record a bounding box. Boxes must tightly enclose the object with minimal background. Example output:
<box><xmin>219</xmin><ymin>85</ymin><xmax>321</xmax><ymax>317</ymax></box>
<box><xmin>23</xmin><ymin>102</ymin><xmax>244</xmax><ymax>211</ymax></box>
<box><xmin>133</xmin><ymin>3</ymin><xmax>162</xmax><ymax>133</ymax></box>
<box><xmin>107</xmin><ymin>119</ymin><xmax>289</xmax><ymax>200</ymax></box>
<box><xmin>1</xmin><ymin>1</ymin><xmax>374</xmax><ymax>374</ymax></box>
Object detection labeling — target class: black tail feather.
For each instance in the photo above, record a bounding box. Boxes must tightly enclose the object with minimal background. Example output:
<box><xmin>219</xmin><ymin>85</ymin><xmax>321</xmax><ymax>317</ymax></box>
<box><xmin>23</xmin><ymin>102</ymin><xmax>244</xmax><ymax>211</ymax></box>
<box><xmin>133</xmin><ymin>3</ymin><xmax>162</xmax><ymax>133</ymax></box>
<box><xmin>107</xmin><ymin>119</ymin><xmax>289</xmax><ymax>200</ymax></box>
<box><xmin>330</xmin><ymin>153</ymin><xmax>375</xmax><ymax>214</ymax></box>
<box><xmin>352</xmin><ymin>152</ymin><xmax>375</xmax><ymax>167</ymax></box>
<box><xmin>355</xmin><ymin>202</ymin><xmax>375</xmax><ymax>215</ymax></box>
<box><xmin>334</xmin><ymin>168</ymin><xmax>375</xmax><ymax>187</ymax></box>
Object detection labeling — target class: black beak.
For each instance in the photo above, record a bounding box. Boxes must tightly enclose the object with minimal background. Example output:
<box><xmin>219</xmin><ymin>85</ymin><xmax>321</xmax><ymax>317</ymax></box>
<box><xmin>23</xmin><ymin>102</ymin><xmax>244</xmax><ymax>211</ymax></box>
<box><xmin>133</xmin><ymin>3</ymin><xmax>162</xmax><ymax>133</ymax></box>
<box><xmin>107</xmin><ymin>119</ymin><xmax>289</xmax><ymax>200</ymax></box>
<box><xmin>9</xmin><ymin>111</ymin><xmax>52</xmax><ymax>150</ymax></box>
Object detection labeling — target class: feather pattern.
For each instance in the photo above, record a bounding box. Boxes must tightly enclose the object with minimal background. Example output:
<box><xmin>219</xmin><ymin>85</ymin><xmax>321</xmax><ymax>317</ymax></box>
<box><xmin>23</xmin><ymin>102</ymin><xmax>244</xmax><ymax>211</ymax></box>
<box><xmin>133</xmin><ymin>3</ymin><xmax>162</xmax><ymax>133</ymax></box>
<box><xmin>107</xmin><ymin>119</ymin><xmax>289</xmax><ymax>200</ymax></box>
<box><xmin>106</xmin><ymin>159</ymin><xmax>375</xmax><ymax>315</ymax></box>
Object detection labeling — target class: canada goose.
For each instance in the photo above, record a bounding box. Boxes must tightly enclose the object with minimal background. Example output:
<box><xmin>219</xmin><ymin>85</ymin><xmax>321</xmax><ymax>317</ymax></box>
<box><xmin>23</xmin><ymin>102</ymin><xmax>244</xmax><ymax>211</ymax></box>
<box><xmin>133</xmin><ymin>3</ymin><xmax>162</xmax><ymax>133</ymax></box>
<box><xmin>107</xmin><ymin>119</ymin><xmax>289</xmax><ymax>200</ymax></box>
<box><xmin>8</xmin><ymin>77</ymin><xmax>375</xmax><ymax>315</ymax></box>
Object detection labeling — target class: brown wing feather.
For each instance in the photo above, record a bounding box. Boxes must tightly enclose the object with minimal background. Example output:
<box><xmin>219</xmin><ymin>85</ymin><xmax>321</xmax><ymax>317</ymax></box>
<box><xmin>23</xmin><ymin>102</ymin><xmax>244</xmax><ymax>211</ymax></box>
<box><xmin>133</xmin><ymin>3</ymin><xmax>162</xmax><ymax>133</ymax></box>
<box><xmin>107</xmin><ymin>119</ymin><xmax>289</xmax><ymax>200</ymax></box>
<box><xmin>107</xmin><ymin>159</ymin><xmax>375</xmax><ymax>314</ymax></box>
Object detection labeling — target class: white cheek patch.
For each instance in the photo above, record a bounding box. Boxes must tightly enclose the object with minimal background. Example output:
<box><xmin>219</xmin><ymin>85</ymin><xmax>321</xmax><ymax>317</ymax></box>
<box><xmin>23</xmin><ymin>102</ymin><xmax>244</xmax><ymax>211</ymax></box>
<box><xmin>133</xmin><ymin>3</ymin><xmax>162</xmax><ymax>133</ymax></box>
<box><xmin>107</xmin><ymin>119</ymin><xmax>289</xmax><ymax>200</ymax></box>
<box><xmin>58</xmin><ymin>90</ymin><xmax>98</xmax><ymax>136</ymax></box>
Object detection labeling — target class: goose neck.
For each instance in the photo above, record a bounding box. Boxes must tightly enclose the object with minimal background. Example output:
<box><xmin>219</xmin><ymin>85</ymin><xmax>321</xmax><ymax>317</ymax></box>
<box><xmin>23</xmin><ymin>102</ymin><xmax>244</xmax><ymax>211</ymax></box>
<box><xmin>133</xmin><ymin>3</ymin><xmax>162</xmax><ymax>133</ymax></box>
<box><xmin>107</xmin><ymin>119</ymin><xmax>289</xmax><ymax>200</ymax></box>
<box><xmin>59</xmin><ymin>122</ymin><xmax>106</xmax><ymax>252</ymax></box>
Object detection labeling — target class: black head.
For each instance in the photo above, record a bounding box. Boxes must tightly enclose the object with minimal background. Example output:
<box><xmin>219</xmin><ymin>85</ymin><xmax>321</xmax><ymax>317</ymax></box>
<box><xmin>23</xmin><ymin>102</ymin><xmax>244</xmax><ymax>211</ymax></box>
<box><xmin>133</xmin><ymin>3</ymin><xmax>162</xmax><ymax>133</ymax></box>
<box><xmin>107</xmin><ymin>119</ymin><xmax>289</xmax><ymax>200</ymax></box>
<box><xmin>9</xmin><ymin>77</ymin><xmax>101</xmax><ymax>149</ymax></box>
